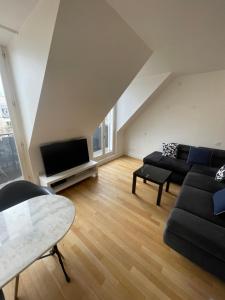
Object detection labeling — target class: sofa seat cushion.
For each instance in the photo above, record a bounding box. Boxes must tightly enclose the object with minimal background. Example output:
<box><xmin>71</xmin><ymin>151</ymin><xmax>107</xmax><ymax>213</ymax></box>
<box><xmin>143</xmin><ymin>151</ymin><xmax>162</xmax><ymax>164</ymax></box>
<box><xmin>166</xmin><ymin>208</ymin><xmax>225</xmax><ymax>263</ymax></box>
<box><xmin>175</xmin><ymin>185</ymin><xmax>225</xmax><ymax>227</ymax></box>
<box><xmin>190</xmin><ymin>164</ymin><xmax>218</xmax><ymax>177</ymax></box>
<box><xmin>143</xmin><ymin>151</ymin><xmax>190</xmax><ymax>175</ymax></box>
<box><xmin>183</xmin><ymin>172</ymin><xmax>225</xmax><ymax>193</ymax></box>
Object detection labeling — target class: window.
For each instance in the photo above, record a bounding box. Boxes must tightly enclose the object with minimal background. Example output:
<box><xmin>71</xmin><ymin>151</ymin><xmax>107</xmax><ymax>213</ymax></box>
<box><xmin>93</xmin><ymin>108</ymin><xmax>114</xmax><ymax>159</ymax></box>
<box><xmin>0</xmin><ymin>70</ymin><xmax>22</xmax><ymax>185</ymax></box>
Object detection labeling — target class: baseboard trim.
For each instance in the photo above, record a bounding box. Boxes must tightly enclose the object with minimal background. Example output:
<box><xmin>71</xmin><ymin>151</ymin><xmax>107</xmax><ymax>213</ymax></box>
<box><xmin>96</xmin><ymin>153</ymin><xmax>123</xmax><ymax>166</ymax></box>
<box><xmin>124</xmin><ymin>152</ymin><xmax>143</xmax><ymax>160</ymax></box>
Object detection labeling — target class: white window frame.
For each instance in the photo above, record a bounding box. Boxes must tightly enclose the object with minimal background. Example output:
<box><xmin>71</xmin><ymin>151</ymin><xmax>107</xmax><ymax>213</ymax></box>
<box><xmin>92</xmin><ymin>107</ymin><xmax>115</xmax><ymax>161</ymax></box>
<box><xmin>0</xmin><ymin>46</ymin><xmax>34</xmax><ymax>181</ymax></box>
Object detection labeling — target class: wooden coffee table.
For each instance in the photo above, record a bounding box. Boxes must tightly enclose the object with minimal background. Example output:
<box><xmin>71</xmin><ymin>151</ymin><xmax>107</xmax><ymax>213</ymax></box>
<box><xmin>132</xmin><ymin>164</ymin><xmax>172</xmax><ymax>206</ymax></box>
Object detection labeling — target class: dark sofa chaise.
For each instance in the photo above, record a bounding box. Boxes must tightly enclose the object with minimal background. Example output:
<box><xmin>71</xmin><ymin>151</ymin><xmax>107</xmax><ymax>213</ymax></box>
<box><xmin>144</xmin><ymin>144</ymin><xmax>191</xmax><ymax>184</ymax></box>
<box><xmin>143</xmin><ymin>144</ymin><xmax>225</xmax><ymax>280</ymax></box>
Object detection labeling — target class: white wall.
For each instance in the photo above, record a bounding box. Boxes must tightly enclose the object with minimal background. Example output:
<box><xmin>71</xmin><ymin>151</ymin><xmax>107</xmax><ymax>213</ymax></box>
<box><xmin>116</xmin><ymin>51</ymin><xmax>174</xmax><ymax>133</ymax></box>
<box><xmin>8</xmin><ymin>0</ymin><xmax>60</xmax><ymax>144</ymax></box>
<box><xmin>116</xmin><ymin>71</ymin><xmax>171</xmax><ymax>131</ymax></box>
<box><xmin>28</xmin><ymin>0</ymin><xmax>150</xmax><ymax>179</ymax></box>
<box><xmin>124</xmin><ymin>69</ymin><xmax>225</xmax><ymax>159</ymax></box>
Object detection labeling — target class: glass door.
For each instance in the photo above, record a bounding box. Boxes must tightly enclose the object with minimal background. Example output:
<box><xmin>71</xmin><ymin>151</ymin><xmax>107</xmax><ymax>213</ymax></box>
<box><xmin>93</xmin><ymin>108</ymin><xmax>114</xmax><ymax>159</ymax></box>
<box><xmin>104</xmin><ymin>109</ymin><xmax>113</xmax><ymax>154</ymax></box>
<box><xmin>0</xmin><ymin>72</ymin><xmax>22</xmax><ymax>185</ymax></box>
<box><xmin>93</xmin><ymin>123</ymin><xmax>103</xmax><ymax>158</ymax></box>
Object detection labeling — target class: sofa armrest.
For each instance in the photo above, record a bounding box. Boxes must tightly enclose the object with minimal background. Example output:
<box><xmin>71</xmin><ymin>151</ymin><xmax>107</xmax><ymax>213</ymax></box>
<box><xmin>143</xmin><ymin>151</ymin><xmax>162</xmax><ymax>164</ymax></box>
<box><xmin>164</xmin><ymin>208</ymin><xmax>225</xmax><ymax>262</ymax></box>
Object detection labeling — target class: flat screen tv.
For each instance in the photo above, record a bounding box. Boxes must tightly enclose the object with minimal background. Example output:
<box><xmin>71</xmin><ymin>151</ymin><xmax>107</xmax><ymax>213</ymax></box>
<box><xmin>40</xmin><ymin>138</ymin><xmax>89</xmax><ymax>177</ymax></box>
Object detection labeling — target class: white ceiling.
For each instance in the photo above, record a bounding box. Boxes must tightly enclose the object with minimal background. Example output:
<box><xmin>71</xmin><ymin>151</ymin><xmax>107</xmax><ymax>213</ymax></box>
<box><xmin>107</xmin><ymin>0</ymin><xmax>225</xmax><ymax>74</ymax></box>
<box><xmin>0</xmin><ymin>0</ymin><xmax>39</xmax><ymax>45</ymax></box>
<box><xmin>1</xmin><ymin>0</ymin><xmax>225</xmax><ymax>74</ymax></box>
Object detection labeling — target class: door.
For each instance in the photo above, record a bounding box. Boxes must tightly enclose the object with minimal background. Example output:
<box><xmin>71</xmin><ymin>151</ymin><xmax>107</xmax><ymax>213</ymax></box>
<box><xmin>93</xmin><ymin>108</ymin><xmax>114</xmax><ymax>159</ymax></box>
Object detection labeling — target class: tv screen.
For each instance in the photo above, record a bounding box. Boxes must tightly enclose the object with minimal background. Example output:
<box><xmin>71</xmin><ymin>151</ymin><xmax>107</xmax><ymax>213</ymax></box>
<box><xmin>40</xmin><ymin>138</ymin><xmax>89</xmax><ymax>176</ymax></box>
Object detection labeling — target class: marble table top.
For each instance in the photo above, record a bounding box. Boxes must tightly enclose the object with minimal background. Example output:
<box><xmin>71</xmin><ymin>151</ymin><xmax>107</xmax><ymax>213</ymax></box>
<box><xmin>0</xmin><ymin>194</ymin><xmax>75</xmax><ymax>288</ymax></box>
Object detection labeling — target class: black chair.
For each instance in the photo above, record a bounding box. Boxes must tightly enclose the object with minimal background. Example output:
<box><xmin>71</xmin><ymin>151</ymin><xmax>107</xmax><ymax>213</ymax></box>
<box><xmin>0</xmin><ymin>180</ymin><xmax>70</xmax><ymax>299</ymax></box>
<box><xmin>0</xmin><ymin>180</ymin><xmax>52</xmax><ymax>212</ymax></box>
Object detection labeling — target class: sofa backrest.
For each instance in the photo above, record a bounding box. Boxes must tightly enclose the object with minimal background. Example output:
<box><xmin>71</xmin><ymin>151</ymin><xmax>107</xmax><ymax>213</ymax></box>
<box><xmin>177</xmin><ymin>144</ymin><xmax>191</xmax><ymax>160</ymax></box>
<box><xmin>170</xmin><ymin>143</ymin><xmax>225</xmax><ymax>167</ymax></box>
<box><xmin>194</xmin><ymin>146</ymin><xmax>225</xmax><ymax>168</ymax></box>
<box><xmin>210</xmin><ymin>148</ymin><xmax>225</xmax><ymax>168</ymax></box>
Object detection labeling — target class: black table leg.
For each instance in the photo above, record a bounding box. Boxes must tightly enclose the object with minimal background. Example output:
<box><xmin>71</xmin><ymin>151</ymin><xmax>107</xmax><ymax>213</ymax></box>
<box><xmin>132</xmin><ymin>174</ymin><xmax>137</xmax><ymax>194</ymax></box>
<box><xmin>54</xmin><ymin>245</ymin><xmax>71</xmax><ymax>282</ymax></box>
<box><xmin>157</xmin><ymin>184</ymin><xmax>163</xmax><ymax>206</ymax></box>
<box><xmin>39</xmin><ymin>245</ymin><xmax>70</xmax><ymax>282</ymax></box>
<box><xmin>166</xmin><ymin>180</ymin><xmax>170</xmax><ymax>192</ymax></box>
<box><xmin>143</xmin><ymin>179</ymin><xmax>146</xmax><ymax>183</ymax></box>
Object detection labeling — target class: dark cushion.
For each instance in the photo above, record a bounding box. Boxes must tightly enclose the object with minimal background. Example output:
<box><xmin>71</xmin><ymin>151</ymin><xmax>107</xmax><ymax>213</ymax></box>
<box><xmin>213</xmin><ymin>188</ymin><xmax>225</xmax><ymax>215</ymax></box>
<box><xmin>175</xmin><ymin>184</ymin><xmax>225</xmax><ymax>227</ymax></box>
<box><xmin>176</xmin><ymin>144</ymin><xmax>191</xmax><ymax>160</ymax></box>
<box><xmin>211</xmin><ymin>149</ymin><xmax>225</xmax><ymax>168</ymax></box>
<box><xmin>190</xmin><ymin>164</ymin><xmax>218</xmax><ymax>177</ymax></box>
<box><xmin>143</xmin><ymin>151</ymin><xmax>162</xmax><ymax>164</ymax></box>
<box><xmin>143</xmin><ymin>151</ymin><xmax>190</xmax><ymax>175</ymax></box>
<box><xmin>164</xmin><ymin>225</ymin><xmax>225</xmax><ymax>281</ymax></box>
<box><xmin>165</xmin><ymin>208</ymin><xmax>225</xmax><ymax>263</ymax></box>
<box><xmin>183</xmin><ymin>172</ymin><xmax>225</xmax><ymax>193</ymax></box>
<box><xmin>198</xmin><ymin>146</ymin><xmax>225</xmax><ymax>168</ymax></box>
<box><xmin>187</xmin><ymin>147</ymin><xmax>211</xmax><ymax>166</ymax></box>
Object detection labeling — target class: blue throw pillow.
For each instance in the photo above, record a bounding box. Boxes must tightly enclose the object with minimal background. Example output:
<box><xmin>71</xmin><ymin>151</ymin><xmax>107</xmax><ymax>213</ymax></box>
<box><xmin>187</xmin><ymin>147</ymin><xmax>211</xmax><ymax>165</ymax></box>
<box><xmin>213</xmin><ymin>188</ymin><xmax>225</xmax><ymax>215</ymax></box>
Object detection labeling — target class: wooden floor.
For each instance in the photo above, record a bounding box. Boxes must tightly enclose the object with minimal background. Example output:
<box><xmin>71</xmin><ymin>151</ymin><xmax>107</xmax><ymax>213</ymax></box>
<box><xmin>4</xmin><ymin>156</ymin><xmax>225</xmax><ymax>300</ymax></box>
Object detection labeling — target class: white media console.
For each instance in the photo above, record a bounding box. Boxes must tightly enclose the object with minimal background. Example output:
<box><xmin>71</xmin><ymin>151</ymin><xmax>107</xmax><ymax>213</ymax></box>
<box><xmin>39</xmin><ymin>160</ymin><xmax>98</xmax><ymax>192</ymax></box>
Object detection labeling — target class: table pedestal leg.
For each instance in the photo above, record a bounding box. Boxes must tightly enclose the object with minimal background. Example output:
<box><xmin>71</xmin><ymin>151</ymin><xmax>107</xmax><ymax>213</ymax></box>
<box><xmin>157</xmin><ymin>184</ymin><xmax>163</xmax><ymax>206</ymax></box>
<box><xmin>132</xmin><ymin>174</ymin><xmax>137</xmax><ymax>194</ymax></box>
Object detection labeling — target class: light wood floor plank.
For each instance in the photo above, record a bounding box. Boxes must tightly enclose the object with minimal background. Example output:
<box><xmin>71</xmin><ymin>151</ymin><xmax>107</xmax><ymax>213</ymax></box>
<box><xmin>3</xmin><ymin>156</ymin><xmax>225</xmax><ymax>299</ymax></box>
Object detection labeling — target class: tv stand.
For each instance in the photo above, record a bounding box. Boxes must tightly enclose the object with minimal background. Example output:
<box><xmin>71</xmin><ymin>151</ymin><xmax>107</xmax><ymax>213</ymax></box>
<box><xmin>39</xmin><ymin>160</ymin><xmax>98</xmax><ymax>192</ymax></box>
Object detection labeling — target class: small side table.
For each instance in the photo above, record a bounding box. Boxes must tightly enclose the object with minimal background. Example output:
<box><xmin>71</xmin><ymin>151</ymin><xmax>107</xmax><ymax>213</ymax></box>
<box><xmin>132</xmin><ymin>164</ymin><xmax>172</xmax><ymax>206</ymax></box>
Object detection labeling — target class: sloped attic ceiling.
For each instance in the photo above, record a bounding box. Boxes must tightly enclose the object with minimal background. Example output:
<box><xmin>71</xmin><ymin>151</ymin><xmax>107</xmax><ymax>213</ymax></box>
<box><xmin>28</xmin><ymin>0</ymin><xmax>151</xmax><ymax>176</ymax></box>
<box><xmin>0</xmin><ymin>0</ymin><xmax>39</xmax><ymax>45</ymax></box>
<box><xmin>107</xmin><ymin>0</ymin><xmax>225</xmax><ymax>74</ymax></box>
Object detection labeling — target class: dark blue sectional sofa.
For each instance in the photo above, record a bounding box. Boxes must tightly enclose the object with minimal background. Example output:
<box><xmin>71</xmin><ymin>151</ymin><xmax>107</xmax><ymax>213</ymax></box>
<box><xmin>143</xmin><ymin>144</ymin><xmax>225</xmax><ymax>280</ymax></box>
